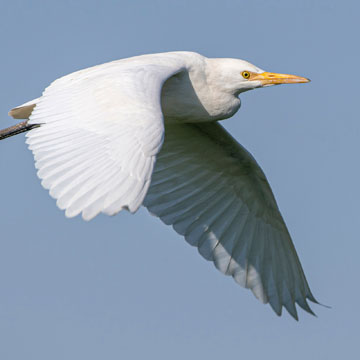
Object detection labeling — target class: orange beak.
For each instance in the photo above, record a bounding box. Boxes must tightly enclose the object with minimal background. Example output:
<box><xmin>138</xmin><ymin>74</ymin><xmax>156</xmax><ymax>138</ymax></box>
<box><xmin>250</xmin><ymin>72</ymin><xmax>310</xmax><ymax>85</ymax></box>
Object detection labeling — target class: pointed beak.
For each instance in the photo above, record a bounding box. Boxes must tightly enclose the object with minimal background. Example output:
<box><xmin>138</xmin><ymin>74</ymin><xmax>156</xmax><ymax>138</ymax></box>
<box><xmin>251</xmin><ymin>72</ymin><xmax>310</xmax><ymax>86</ymax></box>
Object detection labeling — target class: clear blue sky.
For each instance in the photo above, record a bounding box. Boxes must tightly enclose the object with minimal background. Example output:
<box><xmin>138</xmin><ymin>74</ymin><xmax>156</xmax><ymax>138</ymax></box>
<box><xmin>0</xmin><ymin>0</ymin><xmax>358</xmax><ymax>359</ymax></box>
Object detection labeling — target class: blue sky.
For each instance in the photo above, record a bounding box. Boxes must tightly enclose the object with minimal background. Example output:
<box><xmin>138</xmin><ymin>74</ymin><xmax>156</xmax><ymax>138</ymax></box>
<box><xmin>0</xmin><ymin>0</ymin><xmax>358</xmax><ymax>359</ymax></box>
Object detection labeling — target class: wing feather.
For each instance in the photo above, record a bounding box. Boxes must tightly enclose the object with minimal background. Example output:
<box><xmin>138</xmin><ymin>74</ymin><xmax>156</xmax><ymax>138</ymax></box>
<box><xmin>144</xmin><ymin>122</ymin><xmax>317</xmax><ymax>319</ymax></box>
<box><xmin>25</xmin><ymin>56</ymin><xmax>186</xmax><ymax>219</ymax></box>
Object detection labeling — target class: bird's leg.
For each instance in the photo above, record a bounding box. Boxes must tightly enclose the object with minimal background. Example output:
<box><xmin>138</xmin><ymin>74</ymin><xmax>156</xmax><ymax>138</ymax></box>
<box><xmin>0</xmin><ymin>120</ymin><xmax>40</xmax><ymax>141</ymax></box>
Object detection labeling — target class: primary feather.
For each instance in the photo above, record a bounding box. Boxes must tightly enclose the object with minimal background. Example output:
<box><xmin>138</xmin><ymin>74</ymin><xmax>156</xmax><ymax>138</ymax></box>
<box><xmin>144</xmin><ymin>122</ymin><xmax>317</xmax><ymax>319</ymax></box>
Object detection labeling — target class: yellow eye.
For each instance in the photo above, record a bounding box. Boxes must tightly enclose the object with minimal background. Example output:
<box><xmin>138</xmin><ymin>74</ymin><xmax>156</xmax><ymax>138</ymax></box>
<box><xmin>242</xmin><ymin>71</ymin><xmax>251</xmax><ymax>79</ymax></box>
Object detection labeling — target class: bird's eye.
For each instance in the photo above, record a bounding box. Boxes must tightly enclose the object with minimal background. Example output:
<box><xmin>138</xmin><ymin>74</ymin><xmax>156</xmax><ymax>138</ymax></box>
<box><xmin>242</xmin><ymin>71</ymin><xmax>251</xmax><ymax>79</ymax></box>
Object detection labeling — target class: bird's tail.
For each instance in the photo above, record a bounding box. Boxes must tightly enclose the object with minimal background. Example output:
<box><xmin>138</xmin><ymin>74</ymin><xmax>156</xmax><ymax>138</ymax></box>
<box><xmin>0</xmin><ymin>120</ymin><xmax>40</xmax><ymax>140</ymax></box>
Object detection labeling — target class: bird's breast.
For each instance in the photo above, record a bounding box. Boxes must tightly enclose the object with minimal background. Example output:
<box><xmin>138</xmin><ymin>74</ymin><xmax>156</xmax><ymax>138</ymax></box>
<box><xmin>161</xmin><ymin>71</ymin><xmax>240</xmax><ymax>123</ymax></box>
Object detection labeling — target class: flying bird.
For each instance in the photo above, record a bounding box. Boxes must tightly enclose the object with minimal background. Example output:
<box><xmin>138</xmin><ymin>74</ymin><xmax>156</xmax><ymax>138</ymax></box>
<box><xmin>0</xmin><ymin>51</ymin><xmax>318</xmax><ymax>319</ymax></box>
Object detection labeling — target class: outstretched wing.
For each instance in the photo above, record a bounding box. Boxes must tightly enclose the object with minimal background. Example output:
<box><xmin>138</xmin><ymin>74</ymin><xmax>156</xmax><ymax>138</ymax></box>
<box><xmin>25</xmin><ymin>57</ymin><xmax>185</xmax><ymax>220</ymax></box>
<box><xmin>144</xmin><ymin>122</ymin><xmax>318</xmax><ymax>319</ymax></box>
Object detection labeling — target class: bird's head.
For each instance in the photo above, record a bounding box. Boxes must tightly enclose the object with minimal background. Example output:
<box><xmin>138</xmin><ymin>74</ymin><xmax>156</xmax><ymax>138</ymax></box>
<box><xmin>208</xmin><ymin>58</ymin><xmax>310</xmax><ymax>95</ymax></box>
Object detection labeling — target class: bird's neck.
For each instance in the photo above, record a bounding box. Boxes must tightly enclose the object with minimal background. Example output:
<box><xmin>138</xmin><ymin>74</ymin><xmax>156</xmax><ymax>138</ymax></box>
<box><xmin>161</xmin><ymin>61</ymin><xmax>241</xmax><ymax>124</ymax></box>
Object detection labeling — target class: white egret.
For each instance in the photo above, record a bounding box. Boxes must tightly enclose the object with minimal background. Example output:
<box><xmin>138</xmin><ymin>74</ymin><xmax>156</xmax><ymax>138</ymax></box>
<box><xmin>0</xmin><ymin>51</ymin><xmax>318</xmax><ymax>319</ymax></box>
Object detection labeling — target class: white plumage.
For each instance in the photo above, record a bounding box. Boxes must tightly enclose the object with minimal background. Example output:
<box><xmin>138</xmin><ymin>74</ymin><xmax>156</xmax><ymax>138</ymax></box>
<box><xmin>5</xmin><ymin>51</ymin><xmax>317</xmax><ymax>319</ymax></box>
